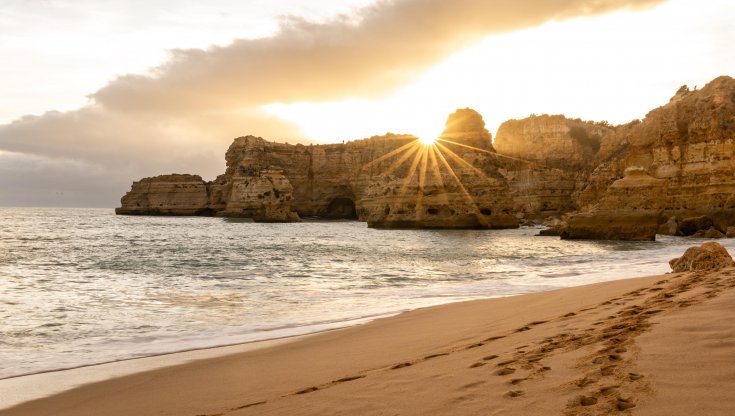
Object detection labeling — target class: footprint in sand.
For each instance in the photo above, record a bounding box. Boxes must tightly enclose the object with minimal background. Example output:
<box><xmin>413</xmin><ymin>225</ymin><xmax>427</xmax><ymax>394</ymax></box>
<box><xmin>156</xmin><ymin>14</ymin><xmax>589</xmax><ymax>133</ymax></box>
<box><xmin>232</xmin><ymin>401</ymin><xmax>267</xmax><ymax>410</ymax></box>
<box><xmin>600</xmin><ymin>365</ymin><xmax>616</xmax><ymax>376</ymax></box>
<box><xmin>483</xmin><ymin>335</ymin><xmax>506</xmax><ymax>342</ymax></box>
<box><xmin>482</xmin><ymin>354</ymin><xmax>499</xmax><ymax>361</ymax></box>
<box><xmin>617</xmin><ymin>397</ymin><xmax>636</xmax><ymax>410</ymax></box>
<box><xmin>628</xmin><ymin>372</ymin><xmax>644</xmax><ymax>381</ymax></box>
<box><xmin>391</xmin><ymin>362</ymin><xmax>412</xmax><ymax>370</ymax></box>
<box><xmin>505</xmin><ymin>390</ymin><xmax>524</xmax><ymax>398</ymax></box>
<box><xmin>459</xmin><ymin>380</ymin><xmax>486</xmax><ymax>390</ymax></box>
<box><xmin>295</xmin><ymin>386</ymin><xmax>319</xmax><ymax>395</ymax></box>
<box><xmin>599</xmin><ymin>385</ymin><xmax>619</xmax><ymax>396</ymax></box>
<box><xmin>579</xmin><ymin>396</ymin><xmax>598</xmax><ymax>406</ymax></box>
<box><xmin>335</xmin><ymin>375</ymin><xmax>366</xmax><ymax>383</ymax></box>
<box><xmin>576</xmin><ymin>377</ymin><xmax>595</xmax><ymax>388</ymax></box>
<box><xmin>496</xmin><ymin>367</ymin><xmax>516</xmax><ymax>376</ymax></box>
<box><xmin>424</xmin><ymin>353</ymin><xmax>449</xmax><ymax>360</ymax></box>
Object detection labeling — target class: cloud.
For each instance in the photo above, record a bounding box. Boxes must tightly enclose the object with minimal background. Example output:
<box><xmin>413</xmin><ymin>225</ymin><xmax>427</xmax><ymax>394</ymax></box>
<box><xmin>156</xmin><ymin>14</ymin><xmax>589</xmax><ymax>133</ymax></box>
<box><xmin>0</xmin><ymin>0</ymin><xmax>665</xmax><ymax>207</ymax></box>
<box><xmin>93</xmin><ymin>0</ymin><xmax>664</xmax><ymax>112</ymax></box>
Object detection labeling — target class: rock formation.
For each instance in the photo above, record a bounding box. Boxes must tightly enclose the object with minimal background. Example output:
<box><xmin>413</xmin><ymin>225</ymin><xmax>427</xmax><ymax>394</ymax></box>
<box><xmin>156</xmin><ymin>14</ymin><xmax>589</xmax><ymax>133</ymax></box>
<box><xmin>494</xmin><ymin>115</ymin><xmax>612</xmax><ymax>217</ymax></box>
<box><xmin>215</xmin><ymin>169</ymin><xmax>300</xmax><ymax>222</ymax></box>
<box><xmin>669</xmin><ymin>242</ymin><xmax>735</xmax><ymax>272</ymax></box>
<box><xmin>116</xmin><ymin>174</ymin><xmax>213</xmax><ymax>216</ymax></box>
<box><xmin>577</xmin><ymin>76</ymin><xmax>735</xmax><ymax>232</ymax></box>
<box><xmin>117</xmin><ymin>76</ymin><xmax>735</xmax><ymax>236</ymax></box>
<box><xmin>362</xmin><ymin>109</ymin><xmax>517</xmax><ymax>229</ymax></box>
<box><xmin>117</xmin><ymin>110</ymin><xmax>518</xmax><ymax>228</ymax></box>
<box><xmin>561</xmin><ymin>166</ymin><xmax>666</xmax><ymax>240</ymax></box>
<box><xmin>439</xmin><ymin>108</ymin><xmax>496</xmax><ymax>151</ymax></box>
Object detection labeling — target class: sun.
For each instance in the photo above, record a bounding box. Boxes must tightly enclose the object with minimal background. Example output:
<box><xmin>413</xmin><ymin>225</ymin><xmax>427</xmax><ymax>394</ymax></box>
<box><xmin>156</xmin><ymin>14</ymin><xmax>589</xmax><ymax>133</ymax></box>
<box><xmin>418</xmin><ymin>136</ymin><xmax>438</xmax><ymax>146</ymax></box>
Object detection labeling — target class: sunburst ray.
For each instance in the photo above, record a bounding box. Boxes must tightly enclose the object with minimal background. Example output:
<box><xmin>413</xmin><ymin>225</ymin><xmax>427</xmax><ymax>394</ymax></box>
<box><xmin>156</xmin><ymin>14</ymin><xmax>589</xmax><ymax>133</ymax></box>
<box><xmin>397</xmin><ymin>144</ymin><xmax>426</xmax><ymax>202</ymax></box>
<box><xmin>428</xmin><ymin>146</ymin><xmax>450</xmax><ymax>205</ymax></box>
<box><xmin>381</xmin><ymin>141</ymin><xmax>422</xmax><ymax>177</ymax></box>
<box><xmin>416</xmin><ymin>145</ymin><xmax>430</xmax><ymax>219</ymax></box>
<box><xmin>437</xmin><ymin>138</ymin><xmax>539</xmax><ymax>166</ymax></box>
<box><xmin>435</xmin><ymin>142</ymin><xmax>498</xmax><ymax>185</ymax></box>
<box><xmin>362</xmin><ymin>139</ymin><xmax>420</xmax><ymax>170</ymax></box>
<box><xmin>432</xmin><ymin>144</ymin><xmax>478</xmax><ymax>208</ymax></box>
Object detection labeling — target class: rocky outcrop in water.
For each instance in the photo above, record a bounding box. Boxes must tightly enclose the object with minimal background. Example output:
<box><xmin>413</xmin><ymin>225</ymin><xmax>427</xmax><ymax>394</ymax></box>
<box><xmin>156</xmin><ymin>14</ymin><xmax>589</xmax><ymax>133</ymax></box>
<box><xmin>215</xmin><ymin>169</ymin><xmax>300</xmax><ymax>222</ymax></box>
<box><xmin>115</xmin><ymin>174</ymin><xmax>213</xmax><ymax>216</ymax></box>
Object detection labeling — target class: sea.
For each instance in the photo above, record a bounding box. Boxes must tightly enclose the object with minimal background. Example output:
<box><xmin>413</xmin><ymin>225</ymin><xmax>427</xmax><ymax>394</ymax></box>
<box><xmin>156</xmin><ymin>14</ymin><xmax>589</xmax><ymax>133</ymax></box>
<box><xmin>1</xmin><ymin>207</ymin><xmax>733</xmax><ymax>381</ymax></box>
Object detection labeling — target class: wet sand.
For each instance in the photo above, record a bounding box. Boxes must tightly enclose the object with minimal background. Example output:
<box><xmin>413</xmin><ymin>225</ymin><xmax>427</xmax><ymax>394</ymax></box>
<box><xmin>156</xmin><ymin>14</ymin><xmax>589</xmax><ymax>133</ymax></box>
<box><xmin>3</xmin><ymin>267</ymin><xmax>735</xmax><ymax>415</ymax></box>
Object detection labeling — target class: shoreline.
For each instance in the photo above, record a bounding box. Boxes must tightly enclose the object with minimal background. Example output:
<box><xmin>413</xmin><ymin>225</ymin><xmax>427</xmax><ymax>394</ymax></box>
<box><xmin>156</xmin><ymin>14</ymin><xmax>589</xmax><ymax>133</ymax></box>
<box><xmin>0</xmin><ymin>309</ymin><xmax>400</xmax><ymax>382</ymax></box>
<box><xmin>0</xmin><ymin>313</ymin><xmax>402</xmax><ymax>410</ymax></box>
<box><xmin>0</xmin><ymin>337</ymin><xmax>298</xmax><ymax>410</ymax></box>
<box><xmin>0</xmin><ymin>298</ymin><xmax>506</xmax><ymax>409</ymax></box>
<box><xmin>4</xmin><ymin>267</ymin><xmax>735</xmax><ymax>415</ymax></box>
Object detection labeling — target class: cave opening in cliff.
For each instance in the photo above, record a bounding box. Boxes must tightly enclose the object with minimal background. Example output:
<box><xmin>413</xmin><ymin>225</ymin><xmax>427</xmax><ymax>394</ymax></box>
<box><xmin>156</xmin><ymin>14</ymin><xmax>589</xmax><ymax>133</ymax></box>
<box><xmin>322</xmin><ymin>198</ymin><xmax>358</xmax><ymax>220</ymax></box>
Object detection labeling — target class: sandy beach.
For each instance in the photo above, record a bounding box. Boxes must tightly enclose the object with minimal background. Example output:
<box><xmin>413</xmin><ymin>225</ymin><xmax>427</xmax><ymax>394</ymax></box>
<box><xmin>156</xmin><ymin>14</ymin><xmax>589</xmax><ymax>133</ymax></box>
<box><xmin>2</xmin><ymin>262</ymin><xmax>734</xmax><ymax>416</ymax></box>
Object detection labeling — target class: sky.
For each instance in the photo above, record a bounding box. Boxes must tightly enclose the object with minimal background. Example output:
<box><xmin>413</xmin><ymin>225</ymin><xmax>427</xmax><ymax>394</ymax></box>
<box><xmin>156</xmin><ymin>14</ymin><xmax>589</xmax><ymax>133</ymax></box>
<box><xmin>0</xmin><ymin>0</ymin><xmax>733</xmax><ymax>207</ymax></box>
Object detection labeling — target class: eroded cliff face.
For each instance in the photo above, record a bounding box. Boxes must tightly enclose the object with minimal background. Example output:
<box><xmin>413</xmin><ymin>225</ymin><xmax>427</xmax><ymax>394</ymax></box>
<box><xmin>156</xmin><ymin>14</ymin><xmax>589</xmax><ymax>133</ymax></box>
<box><xmin>562</xmin><ymin>167</ymin><xmax>666</xmax><ymax>241</ymax></box>
<box><xmin>221</xmin><ymin>134</ymin><xmax>417</xmax><ymax>220</ymax></box>
<box><xmin>115</xmin><ymin>174</ymin><xmax>213</xmax><ymax>216</ymax></box>
<box><xmin>362</xmin><ymin>109</ymin><xmax>517</xmax><ymax>229</ymax></box>
<box><xmin>215</xmin><ymin>169</ymin><xmax>300</xmax><ymax>222</ymax></box>
<box><xmin>117</xmin><ymin>76</ymin><xmax>735</xmax><ymax>236</ymax></box>
<box><xmin>117</xmin><ymin>110</ymin><xmax>518</xmax><ymax>228</ymax></box>
<box><xmin>577</xmin><ymin>76</ymin><xmax>735</xmax><ymax>231</ymax></box>
<box><xmin>494</xmin><ymin>115</ymin><xmax>612</xmax><ymax>217</ymax></box>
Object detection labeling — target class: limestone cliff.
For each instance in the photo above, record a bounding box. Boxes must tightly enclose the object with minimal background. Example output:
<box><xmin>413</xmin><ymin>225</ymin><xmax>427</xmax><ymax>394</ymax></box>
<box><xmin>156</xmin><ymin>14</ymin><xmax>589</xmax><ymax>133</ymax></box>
<box><xmin>439</xmin><ymin>108</ymin><xmax>495</xmax><ymax>151</ymax></box>
<box><xmin>221</xmin><ymin>134</ymin><xmax>416</xmax><ymax>220</ymax></box>
<box><xmin>214</xmin><ymin>169</ymin><xmax>300</xmax><ymax>222</ymax></box>
<box><xmin>362</xmin><ymin>109</ymin><xmax>517</xmax><ymax>229</ymax></box>
<box><xmin>577</xmin><ymin>76</ymin><xmax>735</xmax><ymax>231</ymax></box>
<box><xmin>117</xmin><ymin>76</ymin><xmax>735</xmax><ymax>237</ymax></box>
<box><xmin>494</xmin><ymin>115</ymin><xmax>612</xmax><ymax>217</ymax></box>
<box><xmin>562</xmin><ymin>167</ymin><xmax>666</xmax><ymax>240</ymax></box>
<box><xmin>115</xmin><ymin>174</ymin><xmax>213</xmax><ymax>216</ymax></box>
<box><xmin>117</xmin><ymin>110</ymin><xmax>518</xmax><ymax>228</ymax></box>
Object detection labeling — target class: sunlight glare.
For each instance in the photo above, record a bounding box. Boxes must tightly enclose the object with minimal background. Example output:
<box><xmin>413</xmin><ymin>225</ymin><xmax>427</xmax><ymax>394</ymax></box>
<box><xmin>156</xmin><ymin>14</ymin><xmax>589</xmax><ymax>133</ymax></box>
<box><xmin>262</xmin><ymin>0</ymin><xmax>735</xmax><ymax>143</ymax></box>
<box><xmin>419</xmin><ymin>136</ymin><xmax>438</xmax><ymax>146</ymax></box>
